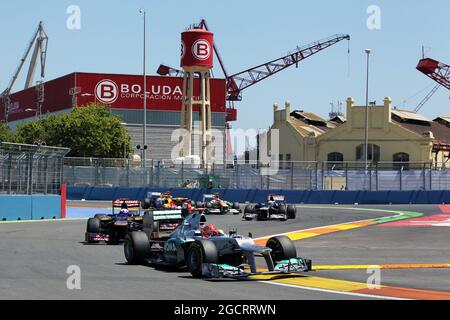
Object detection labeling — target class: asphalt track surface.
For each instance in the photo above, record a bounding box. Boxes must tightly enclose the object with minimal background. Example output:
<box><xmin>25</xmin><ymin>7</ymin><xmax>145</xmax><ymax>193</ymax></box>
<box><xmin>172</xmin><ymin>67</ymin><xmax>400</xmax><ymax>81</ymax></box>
<box><xmin>1</xmin><ymin>203</ymin><xmax>449</xmax><ymax>300</ymax></box>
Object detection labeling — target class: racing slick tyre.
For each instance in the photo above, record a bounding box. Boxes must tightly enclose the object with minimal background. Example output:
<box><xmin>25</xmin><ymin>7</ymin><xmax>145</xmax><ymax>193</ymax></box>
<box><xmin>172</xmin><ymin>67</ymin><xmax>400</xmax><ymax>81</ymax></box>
<box><xmin>232</xmin><ymin>202</ymin><xmax>240</xmax><ymax>213</ymax></box>
<box><xmin>244</xmin><ymin>205</ymin><xmax>254</xmax><ymax>214</ymax></box>
<box><xmin>187</xmin><ymin>240</ymin><xmax>218</xmax><ymax>278</ymax></box>
<box><xmin>196</xmin><ymin>201</ymin><xmax>204</xmax><ymax>208</ymax></box>
<box><xmin>86</xmin><ymin>218</ymin><xmax>100</xmax><ymax>233</ymax></box>
<box><xmin>287</xmin><ymin>205</ymin><xmax>297</xmax><ymax>220</ymax></box>
<box><xmin>94</xmin><ymin>214</ymin><xmax>108</xmax><ymax>219</ymax></box>
<box><xmin>142</xmin><ymin>198</ymin><xmax>152</xmax><ymax>210</ymax></box>
<box><xmin>266</xmin><ymin>236</ymin><xmax>297</xmax><ymax>262</ymax></box>
<box><xmin>278</xmin><ymin>205</ymin><xmax>288</xmax><ymax>221</ymax></box>
<box><xmin>124</xmin><ymin>231</ymin><xmax>151</xmax><ymax>265</ymax></box>
<box><xmin>243</xmin><ymin>205</ymin><xmax>254</xmax><ymax>220</ymax></box>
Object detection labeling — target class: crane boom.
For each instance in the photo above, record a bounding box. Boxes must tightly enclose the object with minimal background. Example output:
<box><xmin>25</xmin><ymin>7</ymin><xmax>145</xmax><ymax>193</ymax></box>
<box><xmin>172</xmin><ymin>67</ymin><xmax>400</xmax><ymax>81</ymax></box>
<box><xmin>157</xmin><ymin>31</ymin><xmax>350</xmax><ymax>103</ymax></box>
<box><xmin>1</xmin><ymin>21</ymin><xmax>48</xmax><ymax>122</ymax></box>
<box><xmin>416</xmin><ymin>58</ymin><xmax>450</xmax><ymax>91</ymax></box>
<box><xmin>226</xmin><ymin>34</ymin><xmax>350</xmax><ymax>101</ymax></box>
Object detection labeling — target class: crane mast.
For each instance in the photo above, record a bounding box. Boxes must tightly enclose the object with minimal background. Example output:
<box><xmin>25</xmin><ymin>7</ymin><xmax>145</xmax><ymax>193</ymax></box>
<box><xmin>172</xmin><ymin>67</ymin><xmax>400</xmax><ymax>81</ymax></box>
<box><xmin>1</xmin><ymin>21</ymin><xmax>48</xmax><ymax>122</ymax></box>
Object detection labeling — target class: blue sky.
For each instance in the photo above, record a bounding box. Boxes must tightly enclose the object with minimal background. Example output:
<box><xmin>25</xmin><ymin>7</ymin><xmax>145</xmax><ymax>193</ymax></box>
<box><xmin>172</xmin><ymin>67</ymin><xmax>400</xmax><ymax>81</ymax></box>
<box><xmin>1</xmin><ymin>0</ymin><xmax>450</xmax><ymax>137</ymax></box>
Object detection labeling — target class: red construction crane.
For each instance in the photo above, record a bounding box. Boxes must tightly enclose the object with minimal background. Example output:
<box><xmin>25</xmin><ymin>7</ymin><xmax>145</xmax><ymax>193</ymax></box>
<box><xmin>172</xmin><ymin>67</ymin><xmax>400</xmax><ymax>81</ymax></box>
<box><xmin>158</xmin><ymin>20</ymin><xmax>350</xmax><ymax>121</ymax></box>
<box><xmin>1</xmin><ymin>21</ymin><xmax>48</xmax><ymax>122</ymax></box>
<box><xmin>416</xmin><ymin>58</ymin><xmax>450</xmax><ymax>90</ymax></box>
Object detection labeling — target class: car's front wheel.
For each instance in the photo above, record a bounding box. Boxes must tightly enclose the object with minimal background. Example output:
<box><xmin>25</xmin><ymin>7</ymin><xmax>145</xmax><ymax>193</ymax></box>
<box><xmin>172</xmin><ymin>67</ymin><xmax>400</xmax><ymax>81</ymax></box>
<box><xmin>266</xmin><ymin>236</ymin><xmax>297</xmax><ymax>262</ymax></box>
<box><xmin>187</xmin><ymin>241</ymin><xmax>218</xmax><ymax>278</ymax></box>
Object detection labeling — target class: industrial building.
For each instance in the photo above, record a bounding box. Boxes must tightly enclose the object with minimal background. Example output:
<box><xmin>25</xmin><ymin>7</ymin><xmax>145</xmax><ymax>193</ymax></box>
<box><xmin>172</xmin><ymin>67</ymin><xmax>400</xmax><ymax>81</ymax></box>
<box><xmin>269</xmin><ymin>97</ymin><xmax>450</xmax><ymax>167</ymax></box>
<box><xmin>0</xmin><ymin>72</ymin><xmax>229</xmax><ymax>161</ymax></box>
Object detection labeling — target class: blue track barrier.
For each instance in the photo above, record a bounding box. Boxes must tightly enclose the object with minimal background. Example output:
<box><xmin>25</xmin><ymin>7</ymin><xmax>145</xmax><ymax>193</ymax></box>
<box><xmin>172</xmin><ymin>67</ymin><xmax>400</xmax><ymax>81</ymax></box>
<box><xmin>386</xmin><ymin>191</ymin><xmax>414</xmax><ymax>204</ymax></box>
<box><xmin>66</xmin><ymin>186</ymin><xmax>450</xmax><ymax>205</ymax></box>
<box><xmin>67</xmin><ymin>186</ymin><xmax>90</xmax><ymax>200</ymax></box>
<box><xmin>85</xmin><ymin>187</ymin><xmax>117</xmax><ymax>201</ymax></box>
<box><xmin>360</xmin><ymin>191</ymin><xmax>390</xmax><ymax>204</ymax></box>
<box><xmin>0</xmin><ymin>195</ymin><xmax>61</xmax><ymax>221</ymax></box>
<box><xmin>31</xmin><ymin>195</ymin><xmax>61</xmax><ymax>220</ymax></box>
<box><xmin>114</xmin><ymin>187</ymin><xmax>145</xmax><ymax>201</ymax></box>
<box><xmin>332</xmin><ymin>191</ymin><xmax>361</xmax><ymax>204</ymax></box>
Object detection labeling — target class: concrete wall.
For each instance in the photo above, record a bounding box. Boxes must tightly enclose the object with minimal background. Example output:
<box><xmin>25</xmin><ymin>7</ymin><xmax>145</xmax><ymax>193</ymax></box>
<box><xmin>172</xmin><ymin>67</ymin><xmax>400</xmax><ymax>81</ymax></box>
<box><xmin>0</xmin><ymin>195</ymin><xmax>62</xmax><ymax>221</ymax></box>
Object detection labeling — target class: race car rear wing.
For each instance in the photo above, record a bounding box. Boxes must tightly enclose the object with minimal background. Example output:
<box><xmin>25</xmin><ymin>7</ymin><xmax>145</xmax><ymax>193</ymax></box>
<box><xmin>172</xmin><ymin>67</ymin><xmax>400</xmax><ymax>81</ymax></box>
<box><xmin>268</xmin><ymin>195</ymin><xmax>285</xmax><ymax>201</ymax></box>
<box><xmin>112</xmin><ymin>199</ymin><xmax>141</xmax><ymax>208</ymax></box>
<box><xmin>152</xmin><ymin>209</ymin><xmax>183</xmax><ymax>221</ymax></box>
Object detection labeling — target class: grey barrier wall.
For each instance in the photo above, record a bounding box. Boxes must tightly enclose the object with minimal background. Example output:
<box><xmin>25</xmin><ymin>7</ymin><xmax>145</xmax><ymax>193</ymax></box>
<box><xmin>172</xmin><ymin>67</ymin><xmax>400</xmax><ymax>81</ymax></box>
<box><xmin>63</xmin><ymin>158</ymin><xmax>449</xmax><ymax>191</ymax></box>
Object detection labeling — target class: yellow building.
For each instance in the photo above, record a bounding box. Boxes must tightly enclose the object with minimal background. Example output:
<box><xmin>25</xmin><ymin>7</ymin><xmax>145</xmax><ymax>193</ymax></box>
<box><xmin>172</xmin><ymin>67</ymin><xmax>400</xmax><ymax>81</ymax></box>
<box><xmin>268</xmin><ymin>97</ymin><xmax>450</xmax><ymax>167</ymax></box>
<box><xmin>269</xmin><ymin>101</ymin><xmax>338</xmax><ymax>162</ymax></box>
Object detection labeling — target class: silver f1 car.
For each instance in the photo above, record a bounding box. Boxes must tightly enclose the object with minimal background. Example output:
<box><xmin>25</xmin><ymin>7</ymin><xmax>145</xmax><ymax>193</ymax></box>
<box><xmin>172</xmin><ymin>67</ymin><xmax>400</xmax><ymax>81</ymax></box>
<box><xmin>243</xmin><ymin>194</ymin><xmax>297</xmax><ymax>221</ymax></box>
<box><xmin>124</xmin><ymin>211</ymin><xmax>311</xmax><ymax>279</ymax></box>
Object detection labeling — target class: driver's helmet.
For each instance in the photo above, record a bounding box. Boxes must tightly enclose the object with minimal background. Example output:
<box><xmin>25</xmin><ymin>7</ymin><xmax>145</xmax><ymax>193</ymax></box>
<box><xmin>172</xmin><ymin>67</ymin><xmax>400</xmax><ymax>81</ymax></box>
<box><xmin>154</xmin><ymin>197</ymin><xmax>163</xmax><ymax>208</ymax></box>
<box><xmin>268</xmin><ymin>194</ymin><xmax>275</xmax><ymax>205</ymax></box>
<box><xmin>201</xmin><ymin>224</ymin><xmax>222</xmax><ymax>238</ymax></box>
<box><xmin>119</xmin><ymin>208</ymin><xmax>129</xmax><ymax>215</ymax></box>
<box><xmin>163</xmin><ymin>197</ymin><xmax>173</xmax><ymax>207</ymax></box>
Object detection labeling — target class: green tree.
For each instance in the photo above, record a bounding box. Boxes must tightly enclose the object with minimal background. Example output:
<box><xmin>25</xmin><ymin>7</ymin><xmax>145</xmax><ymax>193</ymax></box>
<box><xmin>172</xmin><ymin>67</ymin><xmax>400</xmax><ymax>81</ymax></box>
<box><xmin>13</xmin><ymin>104</ymin><xmax>132</xmax><ymax>158</ymax></box>
<box><xmin>0</xmin><ymin>122</ymin><xmax>13</xmax><ymax>142</ymax></box>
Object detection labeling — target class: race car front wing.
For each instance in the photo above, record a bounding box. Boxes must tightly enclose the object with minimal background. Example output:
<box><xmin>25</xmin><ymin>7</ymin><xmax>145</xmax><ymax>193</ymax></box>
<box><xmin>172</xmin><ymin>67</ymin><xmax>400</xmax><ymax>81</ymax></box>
<box><xmin>201</xmin><ymin>258</ymin><xmax>312</xmax><ymax>279</ymax></box>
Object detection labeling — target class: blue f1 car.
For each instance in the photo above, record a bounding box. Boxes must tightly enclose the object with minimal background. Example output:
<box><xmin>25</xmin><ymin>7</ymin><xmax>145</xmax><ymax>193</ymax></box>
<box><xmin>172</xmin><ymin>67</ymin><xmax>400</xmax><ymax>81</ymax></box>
<box><xmin>85</xmin><ymin>199</ymin><xmax>144</xmax><ymax>244</ymax></box>
<box><xmin>243</xmin><ymin>194</ymin><xmax>297</xmax><ymax>221</ymax></box>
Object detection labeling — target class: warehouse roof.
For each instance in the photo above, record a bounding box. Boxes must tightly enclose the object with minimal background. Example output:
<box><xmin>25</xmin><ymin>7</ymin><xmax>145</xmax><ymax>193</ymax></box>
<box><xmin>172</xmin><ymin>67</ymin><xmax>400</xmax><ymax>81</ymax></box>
<box><xmin>391</xmin><ymin>109</ymin><xmax>431</xmax><ymax>124</ymax></box>
<box><xmin>391</xmin><ymin>113</ymin><xmax>450</xmax><ymax>146</ymax></box>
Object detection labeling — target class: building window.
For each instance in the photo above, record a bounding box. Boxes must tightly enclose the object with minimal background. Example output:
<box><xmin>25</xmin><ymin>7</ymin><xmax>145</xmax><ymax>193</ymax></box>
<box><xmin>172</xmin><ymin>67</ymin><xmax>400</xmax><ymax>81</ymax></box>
<box><xmin>279</xmin><ymin>154</ymin><xmax>284</xmax><ymax>169</ymax></box>
<box><xmin>286</xmin><ymin>153</ymin><xmax>292</xmax><ymax>169</ymax></box>
<box><xmin>327</xmin><ymin>152</ymin><xmax>344</xmax><ymax>170</ymax></box>
<box><xmin>393</xmin><ymin>152</ymin><xmax>409</xmax><ymax>170</ymax></box>
<box><xmin>356</xmin><ymin>144</ymin><xmax>380</xmax><ymax>162</ymax></box>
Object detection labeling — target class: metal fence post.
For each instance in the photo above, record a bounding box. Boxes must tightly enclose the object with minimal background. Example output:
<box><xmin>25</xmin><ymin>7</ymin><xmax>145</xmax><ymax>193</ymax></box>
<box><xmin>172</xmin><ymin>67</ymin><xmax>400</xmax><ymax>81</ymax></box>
<box><xmin>7</xmin><ymin>154</ymin><xmax>12</xmax><ymax>195</ymax></box>
<box><xmin>345</xmin><ymin>162</ymin><xmax>349</xmax><ymax>190</ymax></box>
<box><xmin>290</xmin><ymin>162</ymin><xmax>294</xmax><ymax>190</ymax></box>
<box><xmin>422</xmin><ymin>163</ymin><xmax>426</xmax><ymax>190</ymax></box>
<box><xmin>28</xmin><ymin>153</ymin><xmax>34</xmax><ymax>195</ymax></box>
<box><xmin>321</xmin><ymin>162</ymin><xmax>324</xmax><ymax>190</ymax></box>
<box><xmin>369</xmin><ymin>163</ymin><xmax>372</xmax><ymax>191</ymax></box>
<box><xmin>375</xmin><ymin>162</ymin><xmax>378</xmax><ymax>191</ymax></box>
<box><xmin>44</xmin><ymin>156</ymin><xmax>48</xmax><ymax>194</ymax></box>
<box><xmin>399</xmin><ymin>165</ymin><xmax>403</xmax><ymax>191</ymax></box>
<box><xmin>150</xmin><ymin>160</ymin><xmax>154</xmax><ymax>187</ymax></box>
<box><xmin>236</xmin><ymin>163</ymin><xmax>240</xmax><ymax>189</ymax></box>
<box><xmin>429</xmin><ymin>163</ymin><xmax>432</xmax><ymax>190</ymax></box>
<box><xmin>181</xmin><ymin>161</ymin><xmax>184</xmax><ymax>188</ymax></box>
